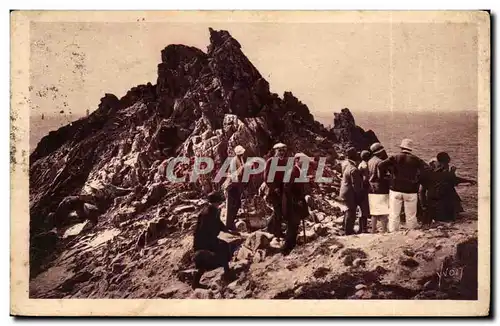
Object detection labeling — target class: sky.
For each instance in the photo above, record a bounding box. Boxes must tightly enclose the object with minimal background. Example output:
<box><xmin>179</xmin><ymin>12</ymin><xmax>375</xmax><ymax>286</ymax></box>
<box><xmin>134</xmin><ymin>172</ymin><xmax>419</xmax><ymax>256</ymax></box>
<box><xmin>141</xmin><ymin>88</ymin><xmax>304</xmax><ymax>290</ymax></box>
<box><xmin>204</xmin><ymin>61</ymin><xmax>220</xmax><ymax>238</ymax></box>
<box><xmin>29</xmin><ymin>21</ymin><xmax>478</xmax><ymax>118</ymax></box>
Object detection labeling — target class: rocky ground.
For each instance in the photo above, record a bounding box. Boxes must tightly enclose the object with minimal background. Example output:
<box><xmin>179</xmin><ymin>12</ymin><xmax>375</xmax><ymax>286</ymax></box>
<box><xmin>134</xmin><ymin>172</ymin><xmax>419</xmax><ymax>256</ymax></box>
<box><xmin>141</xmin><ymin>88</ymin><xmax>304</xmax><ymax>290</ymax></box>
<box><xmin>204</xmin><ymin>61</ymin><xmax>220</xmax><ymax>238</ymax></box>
<box><xmin>28</xmin><ymin>27</ymin><xmax>478</xmax><ymax>300</ymax></box>
<box><xmin>30</xmin><ymin>198</ymin><xmax>478</xmax><ymax>299</ymax></box>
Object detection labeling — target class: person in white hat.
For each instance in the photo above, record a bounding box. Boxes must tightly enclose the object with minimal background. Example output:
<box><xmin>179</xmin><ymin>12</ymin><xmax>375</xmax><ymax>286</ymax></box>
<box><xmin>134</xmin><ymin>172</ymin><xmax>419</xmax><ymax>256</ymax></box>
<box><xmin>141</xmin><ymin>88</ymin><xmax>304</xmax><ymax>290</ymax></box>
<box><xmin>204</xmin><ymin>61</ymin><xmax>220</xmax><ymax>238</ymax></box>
<box><xmin>223</xmin><ymin>145</ymin><xmax>247</xmax><ymax>230</ymax></box>
<box><xmin>367</xmin><ymin>142</ymin><xmax>390</xmax><ymax>233</ymax></box>
<box><xmin>273</xmin><ymin>142</ymin><xmax>287</xmax><ymax>153</ymax></box>
<box><xmin>378</xmin><ymin>138</ymin><xmax>427</xmax><ymax>232</ymax></box>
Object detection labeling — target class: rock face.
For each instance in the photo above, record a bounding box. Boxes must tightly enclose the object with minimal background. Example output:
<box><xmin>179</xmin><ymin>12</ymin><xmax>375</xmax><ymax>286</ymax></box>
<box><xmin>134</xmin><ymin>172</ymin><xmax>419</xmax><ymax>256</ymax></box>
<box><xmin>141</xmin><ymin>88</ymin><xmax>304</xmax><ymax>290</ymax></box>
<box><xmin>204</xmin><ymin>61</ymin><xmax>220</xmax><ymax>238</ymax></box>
<box><xmin>28</xmin><ymin>29</ymin><xmax>477</xmax><ymax>302</ymax></box>
<box><xmin>28</xmin><ymin>28</ymin><xmax>379</xmax><ymax>279</ymax></box>
<box><xmin>331</xmin><ymin>108</ymin><xmax>379</xmax><ymax>151</ymax></box>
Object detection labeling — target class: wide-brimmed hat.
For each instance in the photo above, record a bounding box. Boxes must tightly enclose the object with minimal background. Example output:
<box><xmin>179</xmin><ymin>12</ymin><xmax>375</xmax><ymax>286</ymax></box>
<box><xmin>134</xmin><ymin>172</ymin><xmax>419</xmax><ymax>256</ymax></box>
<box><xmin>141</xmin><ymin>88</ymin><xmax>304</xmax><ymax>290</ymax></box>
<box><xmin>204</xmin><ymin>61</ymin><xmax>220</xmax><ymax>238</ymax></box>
<box><xmin>207</xmin><ymin>191</ymin><xmax>225</xmax><ymax>204</ymax></box>
<box><xmin>370</xmin><ymin>142</ymin><xmax>385</xmax><ymax>155</ymax></box>
<box><xmin>234</xmin><ymin>145</ymin><xmax>246</xmax><ymax>155</ymax></box>
<box><xmin>273</xmin><ymin>143</ymin><xmax>287</xmax><ymax>150</ymax></box>
<box><xmin>346</xmin><ymin>147</ymin><xmax>358</xmax><ymax>161</ymax></box>
<box><xmin>360</xmin><ymin>150</ymin><xmax>371</xmax><ymax>160</ymax></box>
<box><xmin>400</xmin><ymin>138</ymin><xmax>414</xmax><ymax>152</ymax></box>
<box><xmin>294</xmin><ymin>152</ymin><xmax>313</xmax><ymax>161</ymax></box>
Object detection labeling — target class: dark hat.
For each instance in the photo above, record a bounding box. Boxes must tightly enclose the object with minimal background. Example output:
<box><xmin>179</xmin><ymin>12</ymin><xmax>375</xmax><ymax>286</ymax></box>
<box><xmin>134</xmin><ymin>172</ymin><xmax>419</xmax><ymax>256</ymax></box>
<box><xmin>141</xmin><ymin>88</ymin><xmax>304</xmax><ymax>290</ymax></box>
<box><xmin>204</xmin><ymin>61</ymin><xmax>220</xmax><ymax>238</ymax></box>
<box><xmin>360</xmin><ymin>150</ymin><xmax>371</xmax><ymax>161</ymax></box>
<box><xmin>346</xmin><ymin>147</ymin><xmax>358</xmax><ymax>161</ymax></box>
<box><xmin>207</xmin><ymin>191</ymin><xmax>225</xmax><ymax>204</ymax></box>
<box><xmin>436</xmin><ymin>152</ymin><xmax>451</xmax><ymax>164</ymax></box>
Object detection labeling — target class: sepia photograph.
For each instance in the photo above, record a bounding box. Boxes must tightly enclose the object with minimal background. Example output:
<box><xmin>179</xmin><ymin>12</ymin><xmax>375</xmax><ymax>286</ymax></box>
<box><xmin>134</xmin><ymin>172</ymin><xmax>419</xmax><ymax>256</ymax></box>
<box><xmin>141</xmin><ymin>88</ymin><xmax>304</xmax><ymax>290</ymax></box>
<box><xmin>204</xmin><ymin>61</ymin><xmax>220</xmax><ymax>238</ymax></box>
<box><xmin>10</xmin><ymin>10</ymin><xmax>490</xmax><ymax>316</ymax></box>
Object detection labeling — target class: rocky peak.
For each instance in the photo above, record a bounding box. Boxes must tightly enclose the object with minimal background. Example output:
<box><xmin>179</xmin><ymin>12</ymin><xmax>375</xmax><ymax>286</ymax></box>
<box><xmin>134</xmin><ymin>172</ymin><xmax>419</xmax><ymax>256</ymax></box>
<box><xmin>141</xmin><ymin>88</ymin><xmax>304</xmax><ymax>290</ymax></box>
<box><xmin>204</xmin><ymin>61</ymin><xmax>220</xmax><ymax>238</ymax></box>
<box><xmin>333</xmin><ymin>108</ymin><xmax>356</xmax><ymax>129</ymax></box>
<box><xmin>29</xmin><ymin>28</ymin><xmax>380</xmax><ymax>277</ymax></box>
<box><xmin>331</xmin><ymin>107</ymin><xmax>379</xmax><ymax>151</ymax></box>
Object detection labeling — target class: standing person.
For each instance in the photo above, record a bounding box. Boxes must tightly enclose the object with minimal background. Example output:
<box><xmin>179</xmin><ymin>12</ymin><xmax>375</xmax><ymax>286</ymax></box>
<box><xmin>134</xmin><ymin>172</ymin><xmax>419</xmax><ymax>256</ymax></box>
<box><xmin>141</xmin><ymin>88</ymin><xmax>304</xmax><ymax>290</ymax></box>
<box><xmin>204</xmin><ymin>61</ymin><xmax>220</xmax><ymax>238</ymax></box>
<box><xmin>264</xmin><ymin>143</ymin><xmax>289</xmax><ymax>238</ymax></box>
<box><xmin>357</xmin><ymin>150</ymin><xmax>371</xmax><ymax>233</ymax></box>
<box><xmin>223</xmin><ymin>145</ymin><xmax>246</xmax><ymax>231</ymax></box>
<box><xmin>419</xmin><ymin>152</ymin><xmax>476</xmax><ymax>225</ymax></box>
<box><xmin>379</xmin><ymin>138</ymin><xmax>427</xmax><ymax>232</ymax></box>
<box><xmin>367</xmin><ymin>143</ymin><xmax>390</xmax><ymax>233</ymax></box>
<box><xmin>427</xmin><ymin>156</ymin><xmax>468</xmax><ymax>214</ymax></box>
<box><xmin>281</xmin><ymin>152</ymin><xmax>313</xmax><ymax>255</ymax></box>
<box><xmin>192</xmin><ymin>191</ymin><xmax>239</xmax><ymax>289</ymax></box>
<box><xmin>338</xmin><ymin>147</ymin><xmax>364</xmax><ymax>235</ymax></box>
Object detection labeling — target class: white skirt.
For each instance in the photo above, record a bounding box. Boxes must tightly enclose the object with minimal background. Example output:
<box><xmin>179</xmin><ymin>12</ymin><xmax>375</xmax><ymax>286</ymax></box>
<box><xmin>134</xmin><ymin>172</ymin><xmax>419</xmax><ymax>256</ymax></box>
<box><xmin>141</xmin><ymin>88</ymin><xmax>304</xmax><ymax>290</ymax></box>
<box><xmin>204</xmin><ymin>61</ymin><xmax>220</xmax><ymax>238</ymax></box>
<box><xmin>368</xmin><ymin>194</ymin><xmax>390</xmax><ymax>215</ymax></box>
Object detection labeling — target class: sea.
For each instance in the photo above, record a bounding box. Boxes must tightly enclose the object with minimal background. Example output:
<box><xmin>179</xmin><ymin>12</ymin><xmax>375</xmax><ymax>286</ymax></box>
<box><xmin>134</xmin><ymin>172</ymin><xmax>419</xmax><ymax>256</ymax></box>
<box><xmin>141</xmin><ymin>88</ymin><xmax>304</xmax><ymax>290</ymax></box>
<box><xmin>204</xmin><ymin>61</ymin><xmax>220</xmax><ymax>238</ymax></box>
<box><xmin>317</xmin><ymin>110</ymin><xmax>479</xmax><ymax>212</ymax></box>
<box><xmin>30</xmin><ymin>110</ymin><xmax>479</xmax><ymax>212</ymax></box>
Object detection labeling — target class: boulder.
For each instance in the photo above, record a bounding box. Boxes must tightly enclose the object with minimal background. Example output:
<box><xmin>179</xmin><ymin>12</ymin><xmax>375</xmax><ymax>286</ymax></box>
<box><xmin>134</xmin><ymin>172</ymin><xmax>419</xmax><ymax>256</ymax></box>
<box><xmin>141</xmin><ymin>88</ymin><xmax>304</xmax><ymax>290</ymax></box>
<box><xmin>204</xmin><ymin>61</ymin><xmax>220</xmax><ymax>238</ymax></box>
<box><xmin>112</xmin><ymin>263</ymin><xmax>127</xmax><ymax>274</ymax></box>
<box><xmin>352</xmin><ymin>258</ymin><xmax>366</xmax><ymax>268</ymax></box>
<box><xmin>355</xmin><ymin>284</ymin><xmax>367</xmax><ymax>290</ymax></box>
<box><xmin>400</xmin><ymin>257</ymin><xmax>419</xmax><ymax>268</ymax></box>
<box><xmin>313</xmin><ymin>223</ymin><xmax>328</xmax><ymax>237</ymax></box>
<box><xmin>244</xmin><ymin>231</ymin><xmax>271</xmax><ymax>252</ymax></box>
<box><xmin>403</xmin><ymin>248</ymin><xmax>415</xmax><ymax>257</ymax></box>
<box><xmin>177</xmin><ymin>269</ymin><xmax>197</xmax><ymax>283</ymax></box>
<box><xmin>236</xmin><ymin>246</ymin><xmax>253</xmax><ymax>261</ymax></box>
<box><xmin>252</xmin><ymin>249</ymin><xmax>266</xmax><ymax>263</ymax></box>
<box><xmin>32</xmin><ymin>230</ymin><xmax>59</xmax><ymax>254</ymax></box>
<box><xmin>343</xmin><ymin>255</ymin><xmax>354</xmax><ymax>266</ymax></box>
<box><xmin>313</xmin><ymin>266</ymin><xmax>331</xmax><ymax>278</ymax></box>
<box><xmin>269</xmin><ymin>237</ymin><xmax>282</xmax><ymax>250</ymax></box>
<box><xmin>172</xmin><ymin>205</ymin><xmax>196</xmax><ymax>214</ymax></box>
<box><xmin>232</xmin><ymin>259</ymin><xmax>250</xmax><ymax>275</ymax></box>
<box><xmin>235</xmin><ymin>220</ymin><xmax>248</xmax><ymax>233</ymax></box>
<box><xmin>190</xmin><ymin>288</ymin><xmax>214</xmax><ymax>299</ymax></box>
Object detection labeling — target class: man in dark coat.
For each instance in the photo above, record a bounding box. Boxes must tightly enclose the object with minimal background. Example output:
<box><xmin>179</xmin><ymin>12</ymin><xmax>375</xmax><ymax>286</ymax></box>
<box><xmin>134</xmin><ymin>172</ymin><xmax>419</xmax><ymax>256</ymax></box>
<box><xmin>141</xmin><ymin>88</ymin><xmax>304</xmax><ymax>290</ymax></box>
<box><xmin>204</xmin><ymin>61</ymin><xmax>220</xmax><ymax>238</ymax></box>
<box><xmin>264</xmin><ymin>143</ymin><xmax>290</xmax><ymax>238</ymax></box>
<box><xmin>419</xmin><ymin>152</ymin><xmax>476</xmax><ymax>225</ymax></box>
<box><xmin>192</xmin><ymin>191</ymin><xmax>239</xmax><ymax>289</ymax></box>
<box><xmin>281</xmin><ymin>153</ymin><xmax>312</xmax><ymax>255</ymax></box>
<box><xmin>378</xmin><ymin>139</ymin><xmax>427</xmax><ymax>232</ymax></box>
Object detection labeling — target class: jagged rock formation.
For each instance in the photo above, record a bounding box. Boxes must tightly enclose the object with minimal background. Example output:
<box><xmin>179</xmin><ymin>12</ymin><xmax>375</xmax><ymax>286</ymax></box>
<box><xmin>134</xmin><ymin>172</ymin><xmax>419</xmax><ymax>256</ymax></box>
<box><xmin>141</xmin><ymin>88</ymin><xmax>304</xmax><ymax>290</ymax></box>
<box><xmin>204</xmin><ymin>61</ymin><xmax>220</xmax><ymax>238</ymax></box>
<box><xmin>331</xmin><ymin>108</ymin><xmax>379</xmax><ymax>151</ymax></box>
<box><xmin>29</xmin><ymin>28</ymin><xmax>346</xmax><ymax>277</ymax></box>
<box><xmin>28</xmin><ymin>28</ymin><xmax>477</xmax><ymax>301</ymax></box>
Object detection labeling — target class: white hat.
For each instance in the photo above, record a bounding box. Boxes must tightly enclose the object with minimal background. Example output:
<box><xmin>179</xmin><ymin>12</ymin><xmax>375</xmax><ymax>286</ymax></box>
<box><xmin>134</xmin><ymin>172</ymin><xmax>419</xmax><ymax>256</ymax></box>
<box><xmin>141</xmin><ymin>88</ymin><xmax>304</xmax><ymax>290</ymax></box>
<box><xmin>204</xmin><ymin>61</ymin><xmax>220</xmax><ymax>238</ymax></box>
<box><xmin>294</xmin><ymin>152</ymin><xmax>312</xmax><ymax>161</ymax></box>
<box><xmin>273</xmin><ymin>143</ymin><xmax>287</xmax><ymax>150</ymax></box>
<box><xmin>234</xmin><ymin>145</ymin><xmax>246</xmax><ymax>155</ymax></box>
<box><xmin>400</xmin><ymin>138</ymin><xmax>414</xmax><ymax>152</ymax></box>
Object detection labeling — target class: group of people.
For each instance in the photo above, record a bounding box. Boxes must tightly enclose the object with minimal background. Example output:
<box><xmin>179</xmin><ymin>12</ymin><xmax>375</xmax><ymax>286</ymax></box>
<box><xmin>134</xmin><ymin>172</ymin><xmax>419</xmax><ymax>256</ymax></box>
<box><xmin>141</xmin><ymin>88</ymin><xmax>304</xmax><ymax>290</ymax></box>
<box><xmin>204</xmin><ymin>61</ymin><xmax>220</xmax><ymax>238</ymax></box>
<box><xmin>190</xmin><ymin>139</ymin><xmax>476</xmax><ymax>288</ymax></box>
<box><xmin>219</xmin><ymin>142</ymin><xmax>313</xmax><ymax>255</ymax></box>
<box><xmin>339</xmin><ymin>138</ymin><xmax>476</xmax><ymax>235</ymax></box>
<box><xmin>191</xmin><ymin>142</ymin><xmax>314</xmax><ymax>288</ymax></box>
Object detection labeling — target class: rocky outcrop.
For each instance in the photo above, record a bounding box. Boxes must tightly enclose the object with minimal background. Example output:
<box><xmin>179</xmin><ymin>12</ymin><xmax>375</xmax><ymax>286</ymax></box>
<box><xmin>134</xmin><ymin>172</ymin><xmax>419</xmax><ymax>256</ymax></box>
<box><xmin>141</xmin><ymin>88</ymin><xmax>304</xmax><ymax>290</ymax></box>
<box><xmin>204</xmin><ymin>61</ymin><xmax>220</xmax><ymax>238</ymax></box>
<box><xmin>28</xmin><ymin>28</ymin><xmax>388</xmax><ymax>289</ymax></box>
<box><xmin>331</xmin><ymin>108</ymin><xmax>379</xmax><ymax>151</ymax></box>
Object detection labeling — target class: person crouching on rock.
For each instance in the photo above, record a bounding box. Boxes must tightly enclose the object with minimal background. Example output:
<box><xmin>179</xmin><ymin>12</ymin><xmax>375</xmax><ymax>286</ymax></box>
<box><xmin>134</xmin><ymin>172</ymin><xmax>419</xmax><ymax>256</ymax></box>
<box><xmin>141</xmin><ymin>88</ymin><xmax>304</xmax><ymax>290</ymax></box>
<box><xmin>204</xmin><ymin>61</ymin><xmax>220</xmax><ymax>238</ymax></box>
<box><xmin>222</xmin><ymin>145</ymin><xmax>247</xmax><ymax>231</ymax></box>
<box><xmin>338</xmin><ymin>147</ymin><xmax>364</xmax><ymax>236</ymax></box>
<box><xmin>367</xmin><ymin>143</ymin><xmax>390</xmax><ymax>233</ymax></box>
<box><xmin>192</xmin><ymin>191</ymin><xmax>240</xmax><ymax>289</ymax></box>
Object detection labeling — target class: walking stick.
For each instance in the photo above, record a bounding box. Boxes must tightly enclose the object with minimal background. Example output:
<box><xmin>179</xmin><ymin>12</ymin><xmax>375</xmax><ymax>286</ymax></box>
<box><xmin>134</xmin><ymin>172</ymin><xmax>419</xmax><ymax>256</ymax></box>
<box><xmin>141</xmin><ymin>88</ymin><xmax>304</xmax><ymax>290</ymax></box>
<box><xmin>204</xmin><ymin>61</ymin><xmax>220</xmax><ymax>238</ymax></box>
<box><xmin>302</xmin><ymin>217</ymin><xmax>307</xmax><ymax>244</ymax></box>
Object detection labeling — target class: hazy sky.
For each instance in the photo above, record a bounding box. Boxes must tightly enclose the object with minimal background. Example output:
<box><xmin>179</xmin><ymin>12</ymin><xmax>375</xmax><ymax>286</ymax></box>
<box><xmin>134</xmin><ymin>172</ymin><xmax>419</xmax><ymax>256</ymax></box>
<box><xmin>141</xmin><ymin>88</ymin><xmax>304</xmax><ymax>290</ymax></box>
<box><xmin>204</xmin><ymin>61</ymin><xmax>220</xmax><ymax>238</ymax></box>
<box><xmin>30</xmin><ymin>21</ymin><xmax>478</xmax><ymax>117</ymax></box>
